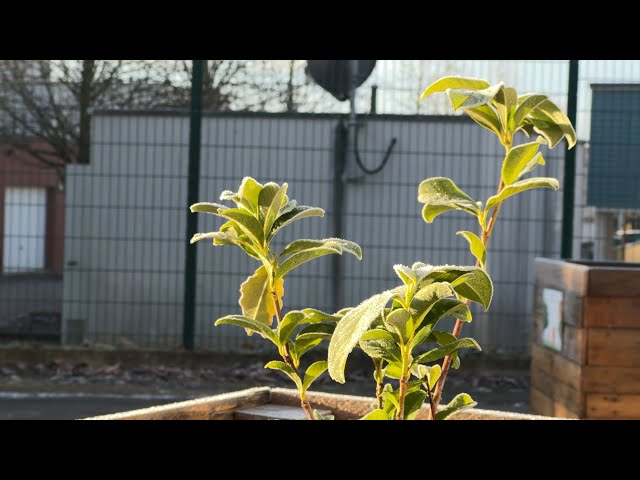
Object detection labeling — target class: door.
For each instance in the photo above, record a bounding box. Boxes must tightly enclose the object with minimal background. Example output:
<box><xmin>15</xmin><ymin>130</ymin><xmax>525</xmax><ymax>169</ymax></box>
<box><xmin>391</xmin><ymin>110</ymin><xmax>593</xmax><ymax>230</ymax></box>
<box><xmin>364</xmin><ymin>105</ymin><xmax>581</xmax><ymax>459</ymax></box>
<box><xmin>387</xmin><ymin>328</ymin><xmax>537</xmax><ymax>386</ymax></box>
<box><xmin>3</xmin><ymin>187</ymin><xmax>47</xmax><ymax>272</ymax></box>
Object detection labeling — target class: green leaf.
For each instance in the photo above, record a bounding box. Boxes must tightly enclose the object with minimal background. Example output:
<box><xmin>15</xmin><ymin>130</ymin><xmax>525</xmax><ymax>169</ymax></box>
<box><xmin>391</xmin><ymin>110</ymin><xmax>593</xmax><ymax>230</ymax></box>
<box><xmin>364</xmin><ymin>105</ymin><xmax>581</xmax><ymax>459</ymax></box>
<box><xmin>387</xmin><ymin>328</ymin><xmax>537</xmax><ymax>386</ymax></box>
<box><xmin>237</xmin><ymin>176</ymin><xmax>264</xmax><ymax>215</ymax></box>
<box><xmin>410</xmin><ymin>324</ymin><xmax>436</xmax><ymax>350</ymax></box>
<box><xmin>431</xmin><ymin>330</ymin><xmax>457</xmax><ymax>345</ymax></box>
<box><xmin>215</xmin><ymin>315</ymin><xmax>279</xmax><ymax>346</ymax></box>
<box><xmin>420</xmin><ymin>76</ymin><xmax>490</xmax><ymax>101</ymax></box>
<box><xmin>486</xmin><ymin>177</ymin><xmax>559</xmax><ymax>211</ymax></box>
<box><xmin>359</xmin><ymin>329</ymin><xmax>401</xmax><ymax>363</ymax></box>
<box><xmin>410</xmin><ymin>282</ymin><xmax>454</xmax><ymax>329</ymax></box>
<box><xmin>463</xmin><ymin>104</ymin><xmax>502</xmax><ymax>138</ymax></box>
<box><xmin>262</xmin><ymin>183</ymin><xmax>288</xmax><ymax>237</ymax></box>
<box><xmin>239</xmin><ymin>266</ymin><xmax>284</xmax><ymax>329</ymax></box>
<box><xmin>295</xmin><ymin>323</ymin><xmax>335</xmax><ymax>342</ymax></box>
<box><xmin>361</xmin><ymin>409</ymin><xmax>390</xmax><ymax>420</ymax></box>
<box><xmin>328</xmin><ymin>288</ymin><xmax>402</xmax><ymax>383</ymax></box>
<box><xmin>456</xmin><ymin>231</ymin><xmax>486</xmax><ymax>268</ymax></box>
<box><xmin>501</xmin><ymin>142</ymin><xmax>540</xmax><ymax>186</ymax></box>
<box><xmin>423</xmin><ymin>265</ymin><xmax>493</xmax><ymax>310</ymax></box>
<box><xmin>426</xmin><ymin>298</ymin><xmax>472</xmax><ymax>324</ymax></box>
<box><xmin>393</xmin><ymin>264</ymin><xmax>418</xmax><ymax>287</ymax></box>
<box><xmin>414</xmin><ymin>338</ymin><xmax>481</xmax><ymax>365</ymax></box>
<box><xmin>189</xmin><ymin>231</ymin><xmax>229</xmax><ymax>245</ymax></box>
<box><xmin>493</xmin><ymin>86</ymin><xmax>518</xmax><ymax>131</ymax></box>
<box><xmin>277</xmin><ymin>238</ymin><xmax>362</xmax><ymax>279</ymax></box>
<box><xmin>265</xmin><ymin>361</ymin><xmax>302</xmax><ymax>391</ymax></box>
<box><xmin>269</xmin><ymin>206</ymin><xmax>325</xmax><ymax>239</ymax></box>
<box><xmin>302</xmin><ymin>361</ymin><xmax>328</xmax><ymax>392</ymax></box>
<box><xmin>446</xmin><ymin>82</ymin><xmax>503</xmax><ymax>111</ymax></box>
<box><xmin>436</xmin><ymin>393</ymin><xmax>477</xmax><ymax>420</ymax></box>
<box><xmin>451</xmin><ymin>352</ymin><xmax>461</xmax><ymax>369</ymax></box>
<box><xmin>189</xmin><ymin>202</ymin><xmax>229</xmax><ymax>215</ymax></box>
<box><xmin>280</xmin><ymin>238</ymin><xmax>362</xmax><ymax>259</ymax></box>
<box><xmin>513</xmin><ymin>94</ymin><xmax>548</xmax><ymax>128</ymax></box>
<box><xmin>530</xmin><ymin>99</ymin><xmax>576</xmax><ymax>149</ymax></box>
<box><xmin>382</xmin><ymin>391</ymin><xmax>401</xmax><ymax>414</ymax></box>
<box><xmin>519</xmin><ymin>152</ymin><xmax>545</xmax><ymax>179</ymax></box>
<box><xmin>418</xmin><ymin>177</ymin><xmax>481</xmax><ymax>223</ymax></box>
<box><xmin>278</xmin><ymin>311</ymin><xmax>307</xmax><ymax>345</ymax></box>
<box><xmin>404</xmin><ymin>389</ymin><xmax>427</xmax><ymax>420</ymax></box>
<box><xmin>383</xmin><ymin>308</ymin><xmax>413</xmax><ymax>343</ymax></box>
<box><xmin>384</xmin><ymin>362</ymin><xmax>403</xmax><ymax>380</ymax></box>
<box><xmin>221</xmin><ymin>208</ymin><xmax>265</xmax><ymax>247</ymax></box>
<box><xmin>300</xmin><ymin>308</ymin><xmax>343</xmax><ymax>323</ymax></box>
<box><xmin>412</xmin><ymin>364</ymin><xmax>441</xmax><ymax>391</ymax></box>
<box><xmin>190</xmin><ymin>203</ymin><xmax>265</xmax><ymax>247</ymax></box>
<box><xmin>290</xmin><ymin>337</ymin><xmax>323</xmax><ymax>365</ymax></box>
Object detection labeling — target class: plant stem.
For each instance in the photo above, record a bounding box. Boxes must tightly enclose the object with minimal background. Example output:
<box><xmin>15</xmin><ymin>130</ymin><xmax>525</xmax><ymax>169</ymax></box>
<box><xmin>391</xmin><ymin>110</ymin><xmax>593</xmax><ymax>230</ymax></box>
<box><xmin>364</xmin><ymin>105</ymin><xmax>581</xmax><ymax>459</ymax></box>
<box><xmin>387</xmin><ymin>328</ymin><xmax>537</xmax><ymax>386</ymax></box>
<box><xmin>424</xmin><ymin>378</ymin><xmax>437</xmax><ymax>421</ymax></box>
<box><xmin>301</xmin><ymin>399</ymin><xmax>314</xmax><ymax>420</ymax></box>
<box><xmin>396</xmin><ymin>348</ymin><xmax>409</xmax><ymax>420</ymax></box>
<box><xmin>271</xmin><ymin>287</ymin><xmax>314</xmax><ymax>420</ymax></box>
<box><xmin>429</xmin><ymin>143</ymin><xmax>511</xmax><ymax>416</ymax></box>
<box><xmin>374</xmin><ymin>358</ymin><xmax>384</xmax><ymax>410</ymax></box>
<box><xmin>397</xmin><ymin>375</ymin><xmax>408</xmax><ymax>420</ymax></box>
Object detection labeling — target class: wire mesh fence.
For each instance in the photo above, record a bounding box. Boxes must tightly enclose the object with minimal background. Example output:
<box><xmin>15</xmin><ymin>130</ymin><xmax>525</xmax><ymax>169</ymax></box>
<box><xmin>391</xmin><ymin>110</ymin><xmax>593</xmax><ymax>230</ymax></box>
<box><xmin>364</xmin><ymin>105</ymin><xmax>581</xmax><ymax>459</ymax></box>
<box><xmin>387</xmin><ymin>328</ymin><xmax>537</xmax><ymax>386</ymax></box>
<box><xmin>1</xmin><ymin>60</ymin><xmax>639</xmax><ymax>354</ymax></box>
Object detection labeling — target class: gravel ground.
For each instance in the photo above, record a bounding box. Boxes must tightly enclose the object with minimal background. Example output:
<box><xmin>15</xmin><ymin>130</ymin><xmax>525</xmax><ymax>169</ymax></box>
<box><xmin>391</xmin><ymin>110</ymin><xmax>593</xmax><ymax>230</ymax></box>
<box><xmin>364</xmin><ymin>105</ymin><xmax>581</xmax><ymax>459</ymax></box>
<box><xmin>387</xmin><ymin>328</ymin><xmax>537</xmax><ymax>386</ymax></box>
<box><xmin>0</xmin><ymin>358</ymin><xmax>531</xmax><ymax>419</ymax></box>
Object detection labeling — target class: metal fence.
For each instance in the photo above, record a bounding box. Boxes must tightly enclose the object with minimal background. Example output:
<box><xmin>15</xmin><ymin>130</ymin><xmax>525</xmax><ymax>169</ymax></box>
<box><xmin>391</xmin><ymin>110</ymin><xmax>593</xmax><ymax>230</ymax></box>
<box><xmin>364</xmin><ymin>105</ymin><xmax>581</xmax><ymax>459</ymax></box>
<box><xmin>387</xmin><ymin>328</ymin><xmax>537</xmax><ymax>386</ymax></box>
<box><xmin>2</xmin><ymin>60</ymin><xmax>640</xmax><ymax>355</ymax></box>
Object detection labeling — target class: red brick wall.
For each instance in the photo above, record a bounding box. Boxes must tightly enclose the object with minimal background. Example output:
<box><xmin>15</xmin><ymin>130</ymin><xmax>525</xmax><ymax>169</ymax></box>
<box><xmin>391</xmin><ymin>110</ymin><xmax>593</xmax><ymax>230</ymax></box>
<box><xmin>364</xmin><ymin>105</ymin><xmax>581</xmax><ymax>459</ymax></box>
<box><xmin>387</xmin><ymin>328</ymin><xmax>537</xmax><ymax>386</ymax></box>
<box><xmin>0</xmin><ymin>143</ymin><xmax>65</xmax><ymax>273</ymax></box>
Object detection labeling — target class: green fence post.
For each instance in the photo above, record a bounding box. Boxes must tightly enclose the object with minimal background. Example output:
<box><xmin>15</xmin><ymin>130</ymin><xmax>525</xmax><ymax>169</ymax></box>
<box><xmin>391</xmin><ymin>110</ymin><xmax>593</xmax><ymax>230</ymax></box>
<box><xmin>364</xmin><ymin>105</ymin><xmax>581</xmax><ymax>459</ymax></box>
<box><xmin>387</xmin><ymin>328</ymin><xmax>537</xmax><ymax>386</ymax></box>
<box><xmin>182</xmin><ymin>60</ymin><xmax>204</xmax><ymax>351</ymax></box>
<box><xmin>561</xmin><ymin>60</ymin><xmax>579</xmax><ymax>259</ymax></box>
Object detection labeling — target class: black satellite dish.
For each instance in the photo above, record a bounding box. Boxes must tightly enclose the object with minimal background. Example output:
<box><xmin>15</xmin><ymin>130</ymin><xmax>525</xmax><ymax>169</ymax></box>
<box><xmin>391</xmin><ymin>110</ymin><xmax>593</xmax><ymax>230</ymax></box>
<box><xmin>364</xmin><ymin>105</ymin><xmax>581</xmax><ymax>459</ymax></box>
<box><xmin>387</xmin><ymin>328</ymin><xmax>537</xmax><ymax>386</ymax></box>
<box><xmin>305</xmin><ymin>60</ymin><xmax>377</xmax><ymax>102</ymax></box>
<box><xmin>305</xmin><ymin>59</ymin><xmax>396</xmax><ymax>177</ymax></box>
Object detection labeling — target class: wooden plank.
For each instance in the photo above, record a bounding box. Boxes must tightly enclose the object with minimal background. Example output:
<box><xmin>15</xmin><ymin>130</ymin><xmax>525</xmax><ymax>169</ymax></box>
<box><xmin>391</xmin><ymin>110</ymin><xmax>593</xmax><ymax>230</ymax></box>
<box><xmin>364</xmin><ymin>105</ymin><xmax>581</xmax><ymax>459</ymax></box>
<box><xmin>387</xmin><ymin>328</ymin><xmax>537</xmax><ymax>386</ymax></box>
<box><xmin>530</xmin><ymin>387</ymin><xmax>554</xmax><ymax>417</ymax></box>
<box><xmin>562</xmin><ymin>325</ymin><xmax>587</xmax><ymax>364</ymax></box>
<box><xmin>534</xmin><ymin>258</ymin><xmax>588</xmax><ymax>296</ymax></box>
<box><xmin>553</xmin><ymin>382</ymin><xmax>583</xmax><ymax>416</ymax></box>
<box><xmin>553</xmin><ymin>402</ymin><xmax>580</xmax><ymax>419</ymax></box>
<box><xmin>562</xmin><ymin>293</ymin><xmax>584</xmax><ymax>328</ymax></box>
<box><xmin>586</xmin><ymin>394</ymin><xmax>640</xmax><ymax>419</ymax></box>
<box><xmin>530</xmin><ymin>366</ymin><xmax>554</xmax><ymax>393</ymax></box>
<box><xmin>588</xmin><ymin>267</ymin><xmax>640</xmax><ymax>297</ymax></box>
<box><xmin>584</xmin><ymin>366</ymin><xmax>640</xmax><ymax>394</ymax></box>
<box><xmin>234</xmin><ymin>404</ymin><xmax>332</xmax><ymax>420</ymax></box>
<box><xmin>588</xmin><ymin>329</ymin><xmax>640</xmax><ymax>367</ymax></box>
<box><xmin>584</xmin><ymin>297</ymin><xmax>640</xmax><ymax>328</ymax></box>
<box><xmin>530</xmin><ymin>343</ymin><xmax>552</xmax><ymax>375</ymax></box>
<box><xmin>530</xmin><ymin>365</ymin><xmax>584</xmax><ymax>416</ymax></box>
<box><xmin>531</xmin><ymin>343</ymin><xmax>584</xmax><ymax>390</ymax></box>
<box><xmin>84</xmin><ymin>387</ymin><xmax>271</xmax><ymax>420</ymax></box>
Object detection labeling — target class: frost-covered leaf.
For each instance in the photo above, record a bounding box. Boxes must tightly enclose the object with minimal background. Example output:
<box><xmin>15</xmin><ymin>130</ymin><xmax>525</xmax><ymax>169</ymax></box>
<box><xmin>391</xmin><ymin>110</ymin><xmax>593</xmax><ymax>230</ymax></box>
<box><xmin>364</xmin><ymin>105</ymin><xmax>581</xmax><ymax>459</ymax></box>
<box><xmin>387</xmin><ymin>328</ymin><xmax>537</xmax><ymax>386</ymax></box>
<box><xmin>276</xmin><ymin>238</ymin><xmax>362</xmax><ymax>279</ymax></box>
<box><xmin>436</xmin><ymin>393</ymin><xmax>477</xmax><ymax>420</ymax></box>
<box><xmin>414</xmin><ymin>338</ymin><xmax>481</xmax><ymax>364</ymax></box>
<box><xmin>417</xmin><ymin>177</ymin><xmax>481</xmax><ymax>223</ymax></box>
<box><xmin>420</xmin><ymin>76</ymin><xmax>490</xmax><ymax>101</ymax></box>
<box><xmin>328</xmin><ymin>287</ymin><xmax>403</xmax><ymax>383</ymax></box>
<box><xmin>265</xmin><ymin>361</ymin><xmax>302</xmax><ymax>391</ymax></box>
<box><xmin>302</xmin><ymin>361</ymin><xmax>328</xmax><ymax>393</ymax></box>
<box><xmin>215</xmin><ymin>315</ymin><xmax>279</xmax><ymax>346</ymax></box>
<box><xmin>456</xmin><ymin>231</ymin><xmax>486</xmax><ymax>268</ymax></box>
<box><xmin>239</xmin><ymin>266</ymin><xmax>284</xmax><ymax>329</ymax></box>
<box><xmin>486</xmin><ymin>177</ymin><xmax>559</xmax><ymax>211</ymax></box>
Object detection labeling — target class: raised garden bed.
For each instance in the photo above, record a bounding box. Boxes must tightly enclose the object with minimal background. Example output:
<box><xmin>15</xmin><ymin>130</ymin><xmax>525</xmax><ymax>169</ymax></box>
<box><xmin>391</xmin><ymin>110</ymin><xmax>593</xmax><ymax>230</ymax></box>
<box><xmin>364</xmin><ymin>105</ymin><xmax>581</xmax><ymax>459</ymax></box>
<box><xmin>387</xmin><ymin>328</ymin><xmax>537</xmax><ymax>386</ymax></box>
<box><xmin>531</xmin><ymin>258</ymin><xmax>640</xmax><ymax>419</ymax></box>
<box><xmin>85</xmin><ymin>387</ymin><xmax>557</xmax><ymax>420</ymax></box>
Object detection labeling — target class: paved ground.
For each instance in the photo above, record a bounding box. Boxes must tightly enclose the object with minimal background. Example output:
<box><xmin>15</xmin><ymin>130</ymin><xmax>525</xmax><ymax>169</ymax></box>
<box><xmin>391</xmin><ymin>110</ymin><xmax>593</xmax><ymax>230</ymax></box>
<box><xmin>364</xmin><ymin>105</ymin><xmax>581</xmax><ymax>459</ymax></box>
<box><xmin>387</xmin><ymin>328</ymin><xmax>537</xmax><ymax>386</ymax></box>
<box><xmin>0</xmin><ymin>357</ymin><xmax>530</xmax><ymax>419</ymax></box>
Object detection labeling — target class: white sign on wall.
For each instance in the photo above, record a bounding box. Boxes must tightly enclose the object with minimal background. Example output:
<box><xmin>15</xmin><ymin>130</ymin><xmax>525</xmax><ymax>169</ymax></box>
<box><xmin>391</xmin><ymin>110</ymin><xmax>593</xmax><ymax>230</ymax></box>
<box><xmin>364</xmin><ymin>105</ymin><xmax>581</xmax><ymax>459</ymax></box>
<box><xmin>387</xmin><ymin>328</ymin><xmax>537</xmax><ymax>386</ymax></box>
<box><xmin>541</xmin><ymin>288</ymin><xmax>563</xmax><ymax>352</ymax></box>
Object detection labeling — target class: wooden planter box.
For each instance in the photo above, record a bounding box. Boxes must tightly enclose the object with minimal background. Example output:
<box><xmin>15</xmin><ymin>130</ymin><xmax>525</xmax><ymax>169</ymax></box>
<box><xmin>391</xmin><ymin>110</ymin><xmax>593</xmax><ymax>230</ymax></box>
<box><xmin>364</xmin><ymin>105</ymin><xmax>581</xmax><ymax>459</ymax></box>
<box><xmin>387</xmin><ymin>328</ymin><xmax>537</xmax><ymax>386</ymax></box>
<box><xmin>85</xmin><ymin>387</ymin><xmax>557</xmax><ymax>420</ymax></box>
<box><xmin>531</xmin><ymin>258</ymin><xmax>640</xmax><ymax>419</ymax></box>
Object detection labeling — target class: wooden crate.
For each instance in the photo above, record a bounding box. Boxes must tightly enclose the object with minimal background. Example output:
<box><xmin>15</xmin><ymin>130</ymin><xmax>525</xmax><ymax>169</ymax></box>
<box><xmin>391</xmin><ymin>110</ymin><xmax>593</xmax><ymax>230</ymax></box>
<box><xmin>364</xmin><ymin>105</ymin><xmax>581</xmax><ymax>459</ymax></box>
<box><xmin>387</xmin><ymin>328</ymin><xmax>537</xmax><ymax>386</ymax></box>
<box><xmin>531</xmin><ymin>258</ymin><xmax>640</xmax><ymax>419</ymax></box>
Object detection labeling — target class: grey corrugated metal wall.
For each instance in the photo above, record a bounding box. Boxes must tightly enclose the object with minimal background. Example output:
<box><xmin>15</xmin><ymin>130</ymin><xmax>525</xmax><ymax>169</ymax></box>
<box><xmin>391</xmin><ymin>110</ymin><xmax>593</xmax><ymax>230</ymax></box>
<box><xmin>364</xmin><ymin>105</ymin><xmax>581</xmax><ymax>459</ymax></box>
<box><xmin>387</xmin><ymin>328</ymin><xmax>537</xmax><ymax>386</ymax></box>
<box><xmin>62</xmin><ymin>112</ymin><xmax>565</xmax><ymax>354</ymax></box>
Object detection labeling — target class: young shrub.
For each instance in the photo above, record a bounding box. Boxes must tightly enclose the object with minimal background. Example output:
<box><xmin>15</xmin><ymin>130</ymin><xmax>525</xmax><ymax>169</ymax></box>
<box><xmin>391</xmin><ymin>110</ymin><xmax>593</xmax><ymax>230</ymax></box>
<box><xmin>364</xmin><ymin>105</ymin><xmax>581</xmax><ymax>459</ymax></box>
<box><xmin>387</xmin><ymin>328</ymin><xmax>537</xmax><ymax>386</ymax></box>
<box><xmin>417</xmin><ymin>77</ymin><xmax>575</xmax><ymax>414</ymax></box>
<box><xmin>327</xmin><ymin>76</ymin><xmax>575</xmax><ymax>420</ymax></box>
<box><xmin>190</xmin><ymin>177</ymin><xmax>362</xmax><ymax>419</ymax></box>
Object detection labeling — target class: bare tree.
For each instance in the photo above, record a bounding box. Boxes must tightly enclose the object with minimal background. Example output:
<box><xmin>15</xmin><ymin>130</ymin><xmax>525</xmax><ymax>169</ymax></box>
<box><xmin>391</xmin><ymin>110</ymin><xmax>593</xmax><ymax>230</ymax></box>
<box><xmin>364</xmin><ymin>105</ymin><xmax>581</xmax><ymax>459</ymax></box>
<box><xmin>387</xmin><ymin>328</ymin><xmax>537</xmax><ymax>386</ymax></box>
<box><xmin>0</xmin><ymin>59</ymin><xmax>344</xmax><ymax>185</ymax></box>
<box><xmin>0</xmin><ymin>60</ymin><xmax>180</xmax><ymax>182</ymax></box>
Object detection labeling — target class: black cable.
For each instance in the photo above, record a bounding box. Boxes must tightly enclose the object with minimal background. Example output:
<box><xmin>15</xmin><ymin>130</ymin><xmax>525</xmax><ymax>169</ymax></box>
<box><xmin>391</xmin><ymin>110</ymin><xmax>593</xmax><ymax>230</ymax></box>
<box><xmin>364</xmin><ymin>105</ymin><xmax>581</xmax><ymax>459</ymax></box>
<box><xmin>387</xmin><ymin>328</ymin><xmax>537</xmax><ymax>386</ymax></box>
<box><xmin>353</xmin><ymin>122</ymin><xmax>397</xmax><ymax>175</ymax></box>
